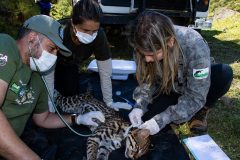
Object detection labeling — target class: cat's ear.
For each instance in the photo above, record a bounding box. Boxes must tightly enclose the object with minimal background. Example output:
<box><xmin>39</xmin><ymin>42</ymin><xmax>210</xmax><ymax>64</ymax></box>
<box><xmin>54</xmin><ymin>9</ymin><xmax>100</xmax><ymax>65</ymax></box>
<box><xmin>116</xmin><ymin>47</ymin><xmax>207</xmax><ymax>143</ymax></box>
<box><xmin>137</xmin><ymin>129</ymin><xmax>150</xmax><ymax>138</ymax></box>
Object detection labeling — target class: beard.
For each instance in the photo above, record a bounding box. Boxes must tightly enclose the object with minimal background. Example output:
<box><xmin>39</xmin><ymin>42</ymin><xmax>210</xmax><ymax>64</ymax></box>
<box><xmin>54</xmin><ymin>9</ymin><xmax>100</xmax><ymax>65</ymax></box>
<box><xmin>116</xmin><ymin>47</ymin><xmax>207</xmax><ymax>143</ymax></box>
<box><xmin>28</xmin><ymin>40</ymin><xmax>41</xmax><ymax>59</ymax></box>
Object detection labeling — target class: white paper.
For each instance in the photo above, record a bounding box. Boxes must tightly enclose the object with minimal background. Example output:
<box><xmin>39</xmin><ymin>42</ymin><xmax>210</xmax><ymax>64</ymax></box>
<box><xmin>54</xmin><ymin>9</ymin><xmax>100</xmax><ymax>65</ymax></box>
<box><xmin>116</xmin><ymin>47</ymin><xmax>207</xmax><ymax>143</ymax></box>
<box><xmin>183</xmin><ymin>134</ymin><xmax>230</xmax><ymax>160</ymax></box>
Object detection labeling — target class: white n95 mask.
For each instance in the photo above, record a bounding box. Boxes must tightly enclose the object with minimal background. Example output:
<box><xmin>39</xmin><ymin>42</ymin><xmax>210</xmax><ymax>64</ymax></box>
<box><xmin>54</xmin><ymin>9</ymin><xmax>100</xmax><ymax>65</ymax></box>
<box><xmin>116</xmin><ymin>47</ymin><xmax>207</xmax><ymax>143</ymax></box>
<box><xmin>30</xmin><ymin>50</ymin><xmax>57</xmax><ymax>73</ymax></box>
<box><xmin>75</xmin><ymin>31</ymin><xmax>98</xmax><ymax>44</ymax></box>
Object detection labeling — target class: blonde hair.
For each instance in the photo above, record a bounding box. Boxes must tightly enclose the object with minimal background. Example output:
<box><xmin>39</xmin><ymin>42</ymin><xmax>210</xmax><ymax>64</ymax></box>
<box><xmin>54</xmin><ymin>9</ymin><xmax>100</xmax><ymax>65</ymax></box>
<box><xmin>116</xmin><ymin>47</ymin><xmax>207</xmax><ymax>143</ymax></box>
<box><xmin>128</xmin><ymin>11</ymin><xmax>182</xmax><ymax>95</ymax></box>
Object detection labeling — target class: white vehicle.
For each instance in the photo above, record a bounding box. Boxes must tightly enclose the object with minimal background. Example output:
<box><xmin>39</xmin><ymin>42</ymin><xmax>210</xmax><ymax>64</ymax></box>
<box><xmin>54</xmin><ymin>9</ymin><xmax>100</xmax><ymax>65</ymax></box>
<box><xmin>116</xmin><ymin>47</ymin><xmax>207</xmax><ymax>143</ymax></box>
<box><xmin>73</xmin><ymin>0</ymin><xmax>212</xmax><ymax>29</ymax></box>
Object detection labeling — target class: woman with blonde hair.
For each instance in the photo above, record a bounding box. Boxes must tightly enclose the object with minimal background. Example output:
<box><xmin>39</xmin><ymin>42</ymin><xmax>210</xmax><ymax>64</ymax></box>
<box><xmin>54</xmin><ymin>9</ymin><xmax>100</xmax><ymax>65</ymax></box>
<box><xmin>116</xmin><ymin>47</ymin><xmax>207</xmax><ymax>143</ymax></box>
<box><xmin>128</xmin><ymin>11</ymin><xmax>233</xmax><ymax>136</ymax></box>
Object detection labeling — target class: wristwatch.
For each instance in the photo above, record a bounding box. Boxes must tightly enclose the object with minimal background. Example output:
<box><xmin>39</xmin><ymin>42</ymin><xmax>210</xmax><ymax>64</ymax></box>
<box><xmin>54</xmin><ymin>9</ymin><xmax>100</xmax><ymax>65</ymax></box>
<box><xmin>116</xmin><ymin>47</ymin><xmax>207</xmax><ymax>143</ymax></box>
<box><xmin>71</xmin><ymin>114</ymin><xmax>78</xmax><ymax>126</ymax></box>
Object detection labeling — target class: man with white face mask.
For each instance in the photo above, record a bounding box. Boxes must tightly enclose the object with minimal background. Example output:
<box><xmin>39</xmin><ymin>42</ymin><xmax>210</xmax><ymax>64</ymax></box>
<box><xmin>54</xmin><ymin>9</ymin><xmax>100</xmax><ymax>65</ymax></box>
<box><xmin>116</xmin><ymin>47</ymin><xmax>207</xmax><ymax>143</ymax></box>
<box><xmin>29</xmin><ymin>34</ymin><xmax>58</xmax><ymax>112</ymax></box>
<box><xmin>29</xmin><ymin>35</ymin><xmax>57</xmax><ymax>73</ymax></box>
<box><xmin>0</xmin><ymin>15</ymin><xmax>105</xmax><ymax>160</ymax></box>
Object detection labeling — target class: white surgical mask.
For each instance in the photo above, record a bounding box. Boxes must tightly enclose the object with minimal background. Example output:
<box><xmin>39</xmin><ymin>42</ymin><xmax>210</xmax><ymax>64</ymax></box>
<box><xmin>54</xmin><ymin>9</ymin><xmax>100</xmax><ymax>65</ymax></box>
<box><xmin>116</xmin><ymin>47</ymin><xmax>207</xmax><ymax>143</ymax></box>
<box><xmin>30</xmin><ymin>36</ymin><xmax>57</xmax><ymax>73</ymax></box>
<box><xmin>75</xmin><ymin>31</ymin><xmax>98</xmax><ymax>44</ymax></box>
<box><xmin>30</xmin><ymin>50</ymin><xmax>57</xmax><ymax>73</ymax></box>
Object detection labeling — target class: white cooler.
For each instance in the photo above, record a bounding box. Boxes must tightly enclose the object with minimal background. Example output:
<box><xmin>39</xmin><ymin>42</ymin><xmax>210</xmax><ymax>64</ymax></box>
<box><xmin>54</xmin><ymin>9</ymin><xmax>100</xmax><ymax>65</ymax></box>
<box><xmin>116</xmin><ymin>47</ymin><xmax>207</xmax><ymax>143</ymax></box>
<box><xmin>87</xmin><ymin>59</ymin><xmax>136</xmax><ymax>80</ymax></box>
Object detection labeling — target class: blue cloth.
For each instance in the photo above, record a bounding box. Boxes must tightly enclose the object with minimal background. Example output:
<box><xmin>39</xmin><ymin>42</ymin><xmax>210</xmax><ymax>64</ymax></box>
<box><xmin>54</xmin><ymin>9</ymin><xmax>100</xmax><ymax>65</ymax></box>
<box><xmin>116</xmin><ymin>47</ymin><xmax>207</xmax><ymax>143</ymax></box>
<box><xmin>38</xmin><ymin>1</ymin><xmax>51</xmax><ymax>10</ymax></box>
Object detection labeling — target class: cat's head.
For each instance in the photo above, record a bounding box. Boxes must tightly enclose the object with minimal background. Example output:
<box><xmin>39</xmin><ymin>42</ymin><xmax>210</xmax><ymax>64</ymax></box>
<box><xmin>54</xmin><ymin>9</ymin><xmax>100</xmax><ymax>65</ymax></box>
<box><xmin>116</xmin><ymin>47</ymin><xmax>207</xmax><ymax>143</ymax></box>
<box><xmin>125</xmin><ymin>128</ymin><xmax>151</xmax><ymax>159</ymax></box>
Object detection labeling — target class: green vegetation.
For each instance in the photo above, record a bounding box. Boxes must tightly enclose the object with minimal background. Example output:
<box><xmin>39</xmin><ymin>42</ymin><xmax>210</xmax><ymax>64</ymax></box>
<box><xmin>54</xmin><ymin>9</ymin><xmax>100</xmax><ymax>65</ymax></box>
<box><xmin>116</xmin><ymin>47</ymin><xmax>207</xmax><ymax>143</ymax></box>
<box><xmin>0</xmin><ymin>0</ymin><xmax>72</xmax><ymax>37</ymax></box>
<box><xmin>209</xmin><ymin>0</ymin><xmax>240</xmax><ymax>13</ymax></box>
<box><xmin>51</xmin><ymin>0</ymin><xmax>72</xmax><ymax>20</ymax></box>
<box><xmin>0</xmin><ymin>0</ymin><xmax>39</xmax><ymax>37</ymax></box>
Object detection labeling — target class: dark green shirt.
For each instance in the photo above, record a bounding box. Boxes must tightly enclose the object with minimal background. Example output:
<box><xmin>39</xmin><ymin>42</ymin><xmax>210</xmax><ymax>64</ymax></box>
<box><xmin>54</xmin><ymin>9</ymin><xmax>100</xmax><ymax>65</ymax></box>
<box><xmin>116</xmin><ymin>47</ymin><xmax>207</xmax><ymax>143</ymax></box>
<box><xmin>0</xmin><ymin>34</ymin><xmax>48</xmax><ymax>136</ymax></box>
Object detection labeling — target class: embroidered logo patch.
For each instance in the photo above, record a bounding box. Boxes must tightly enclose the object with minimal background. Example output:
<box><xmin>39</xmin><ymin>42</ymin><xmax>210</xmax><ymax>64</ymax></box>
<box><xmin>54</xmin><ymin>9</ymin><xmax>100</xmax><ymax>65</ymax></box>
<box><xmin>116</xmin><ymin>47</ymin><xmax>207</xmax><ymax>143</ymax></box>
<box><xmin>10</xmin><ymin>82</ymin><xmax>35</xmax><ymax>105</ymax></box>
<box><xmin>10</xmin><ymin>83</ymin><xmax>21</xmax><ymax>94</ymax></box>
<box><xmin>0</xmin><ymin>53</ymin><xmax>8</xmax><ymax>66</ymax></box>
<box><xmin>193</xmin><ymin>68</ymin><xmax>209</xmax><ymax>79</ymax></box>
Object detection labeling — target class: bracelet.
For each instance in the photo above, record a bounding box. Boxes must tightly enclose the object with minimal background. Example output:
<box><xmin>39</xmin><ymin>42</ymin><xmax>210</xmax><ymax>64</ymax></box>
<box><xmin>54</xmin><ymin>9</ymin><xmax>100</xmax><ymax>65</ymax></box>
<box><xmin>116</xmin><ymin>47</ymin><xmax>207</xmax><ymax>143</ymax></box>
<box><xmin>71</xmin><ymin>114</ymin><xmax>77</xmax><ymax>126</ymax></box>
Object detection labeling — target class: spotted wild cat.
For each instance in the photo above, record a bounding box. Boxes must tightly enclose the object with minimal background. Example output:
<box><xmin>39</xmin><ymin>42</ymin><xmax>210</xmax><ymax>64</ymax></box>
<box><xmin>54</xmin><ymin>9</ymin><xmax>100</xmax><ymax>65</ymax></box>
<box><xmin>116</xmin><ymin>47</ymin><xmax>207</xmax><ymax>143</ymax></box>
<box><xmin>54</xmin><ymin>91</ymin><xmax>150</xmax><ymax>160</ymax></box>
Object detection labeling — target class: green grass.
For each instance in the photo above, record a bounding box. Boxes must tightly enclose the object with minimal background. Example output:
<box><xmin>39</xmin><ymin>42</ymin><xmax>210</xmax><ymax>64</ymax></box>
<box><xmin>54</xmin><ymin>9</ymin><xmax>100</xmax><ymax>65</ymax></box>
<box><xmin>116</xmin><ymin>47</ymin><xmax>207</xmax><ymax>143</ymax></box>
<box><xmin>209</xmin><ymin>0</ymin><xmax>240</xmax><ymax>13</ymax></box>
<box><xmin>207</xmin><ymin>63</ymin><xmax>240</xmax><ymax>160</ymax></box>
<box><xmin>200</xmin><ymin>13</ymin><xmax>240</xmax><ymax>63</ymax></box>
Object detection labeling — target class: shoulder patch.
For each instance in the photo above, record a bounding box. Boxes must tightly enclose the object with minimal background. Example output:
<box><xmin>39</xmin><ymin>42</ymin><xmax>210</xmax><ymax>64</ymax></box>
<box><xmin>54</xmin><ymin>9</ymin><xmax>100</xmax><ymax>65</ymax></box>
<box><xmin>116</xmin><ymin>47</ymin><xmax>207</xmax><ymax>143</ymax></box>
<box><xmin>0</xmin><ymin>53</ymin><xmax>8</xmax><ymax>66</ymax></box>
<box><xmin>193</xmin><ymin>67</ymin><xmax>209</xmax><ymax>79</ymax></box>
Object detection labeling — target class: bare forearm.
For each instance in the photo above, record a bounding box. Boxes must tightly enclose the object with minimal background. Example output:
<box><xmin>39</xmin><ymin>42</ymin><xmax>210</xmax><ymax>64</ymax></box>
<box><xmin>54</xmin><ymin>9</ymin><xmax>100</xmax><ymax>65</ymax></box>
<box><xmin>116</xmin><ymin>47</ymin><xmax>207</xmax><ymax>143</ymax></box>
<box><xmin>0</xmin><ymin>111</ymin><xmax>40</xmax><ymax>160</ymax></box>
<box><xmin>33</xmin><ymin>112</ymin><xmax>72</xmax><ymax>128</ymax></box>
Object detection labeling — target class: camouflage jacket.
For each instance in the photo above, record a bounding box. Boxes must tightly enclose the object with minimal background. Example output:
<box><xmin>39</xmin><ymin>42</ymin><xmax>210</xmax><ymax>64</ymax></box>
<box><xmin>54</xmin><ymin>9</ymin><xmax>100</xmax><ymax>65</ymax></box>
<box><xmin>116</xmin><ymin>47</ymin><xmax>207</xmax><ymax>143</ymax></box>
<box><xmin>133</xmin><ymin>25</ymin><xmax>211</xmax><ymax>130</ymax></box>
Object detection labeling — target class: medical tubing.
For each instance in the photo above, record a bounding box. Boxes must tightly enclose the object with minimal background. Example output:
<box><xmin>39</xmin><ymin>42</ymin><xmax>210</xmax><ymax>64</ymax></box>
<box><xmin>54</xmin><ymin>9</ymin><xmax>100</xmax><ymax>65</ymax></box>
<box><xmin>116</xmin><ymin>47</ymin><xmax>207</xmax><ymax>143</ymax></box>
<box><xmin>32</xmin><ymin>57</ymin><xmax>93</xmax><ymax>137</ymax></box>
<box><xmin>116</xmin><ymin>95</ymin><xmax>135</xmax><ymax>107</ymax></box>
<box><xmin>42</xmin><ymin>76</ymin><xmax>94</xmax><ymax>137</ymax></box>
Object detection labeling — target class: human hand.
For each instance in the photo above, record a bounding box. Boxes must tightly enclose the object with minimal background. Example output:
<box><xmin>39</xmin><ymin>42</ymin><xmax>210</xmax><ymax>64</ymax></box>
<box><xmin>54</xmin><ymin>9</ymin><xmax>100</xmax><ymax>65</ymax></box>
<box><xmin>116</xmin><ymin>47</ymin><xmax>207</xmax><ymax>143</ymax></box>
<box><xmin>128</xmin><ymin>108</ymin><xmax>143</xmax><ymax>127</ymax></box>
<box><xmin>108</xmin><ymin>102</ymin><xmax>132</xmax><ymax>111</ymax></box>
<box><xmin>139</xmin><ymin>118</ymin><xmax>160</xmax><ymax>135</ymax></box>
<box><xmin>76</xmin><ymin>111</ymin><xmax>105</xmax><ymax>127</ymax></box>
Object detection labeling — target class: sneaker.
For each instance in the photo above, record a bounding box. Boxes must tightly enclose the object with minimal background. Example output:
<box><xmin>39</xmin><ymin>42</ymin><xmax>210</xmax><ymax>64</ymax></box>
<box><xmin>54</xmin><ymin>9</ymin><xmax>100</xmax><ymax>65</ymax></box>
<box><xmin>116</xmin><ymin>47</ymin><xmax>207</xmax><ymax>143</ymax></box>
<box><xmin>189</xmin><ymin>107</ymin><xmax>209</xmax><ymax>134</ymax></box>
